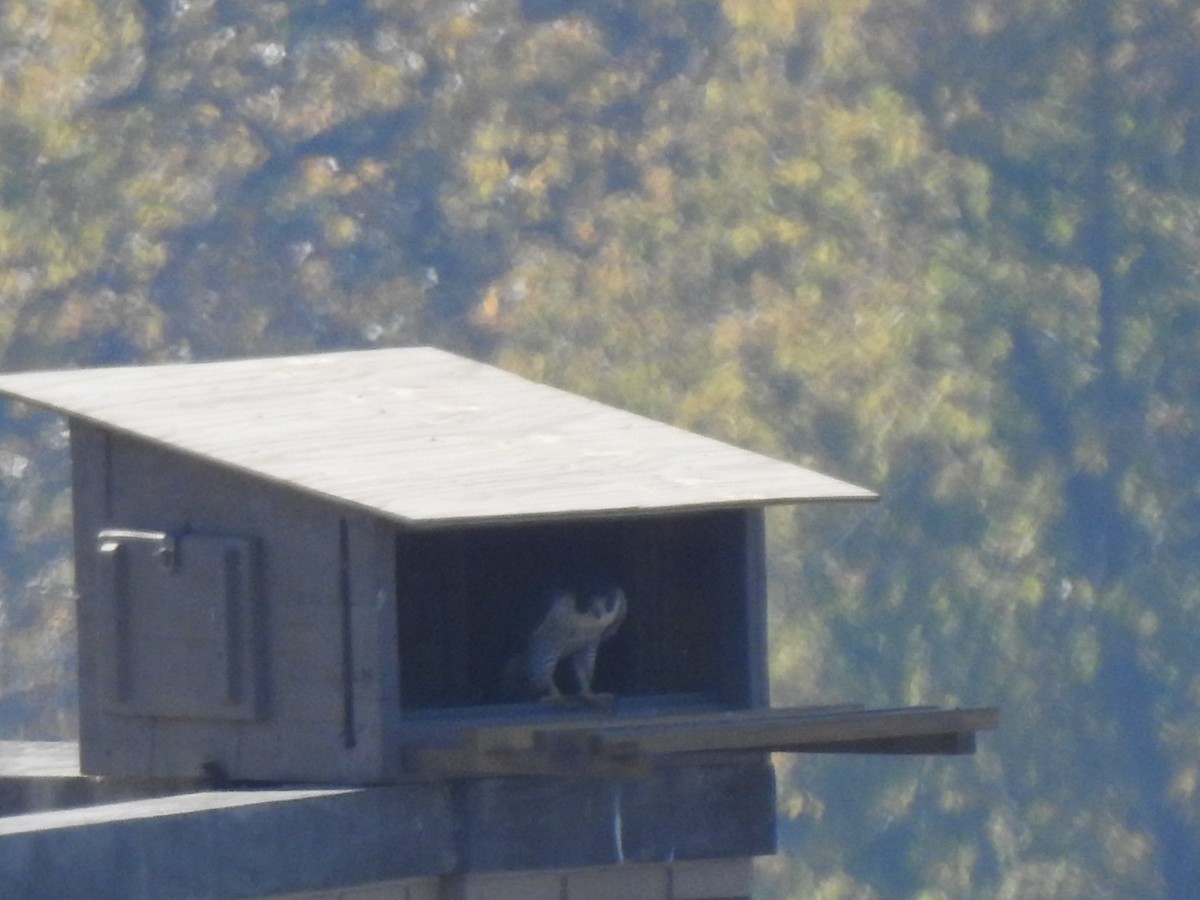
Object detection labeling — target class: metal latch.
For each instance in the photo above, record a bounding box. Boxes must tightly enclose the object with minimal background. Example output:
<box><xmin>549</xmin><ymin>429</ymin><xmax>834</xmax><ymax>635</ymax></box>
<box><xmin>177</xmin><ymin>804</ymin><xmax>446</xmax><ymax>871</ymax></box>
<box><xmin>97</xmin><ymin>528</ymin><xmax>178</xmax><ymax>570</ymax></box>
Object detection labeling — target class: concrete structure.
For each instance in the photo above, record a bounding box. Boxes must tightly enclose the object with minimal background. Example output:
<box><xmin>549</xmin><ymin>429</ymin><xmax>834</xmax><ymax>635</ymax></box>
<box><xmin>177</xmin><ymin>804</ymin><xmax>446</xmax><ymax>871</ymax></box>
<box><xmin>0</xmin><ymin>740</ymin><xmax>764</xmax><ymax>899</ymax></box>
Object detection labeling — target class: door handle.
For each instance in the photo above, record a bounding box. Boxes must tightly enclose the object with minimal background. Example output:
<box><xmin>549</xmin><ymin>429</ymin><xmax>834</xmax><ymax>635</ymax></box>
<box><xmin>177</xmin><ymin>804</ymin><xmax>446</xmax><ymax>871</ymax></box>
<box><xmin>97</xmin><ymin>528</ymin><xmax>177</xmax><ymax>570</ymax></box>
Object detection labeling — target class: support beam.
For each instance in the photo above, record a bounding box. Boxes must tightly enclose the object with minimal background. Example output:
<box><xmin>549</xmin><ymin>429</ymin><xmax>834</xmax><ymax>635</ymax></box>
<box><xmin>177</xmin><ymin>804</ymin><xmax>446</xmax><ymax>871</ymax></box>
<box><xmin>0</xmin><ymin>783</ymin><xmax>455</xmax><ymax>900</ymax></box>
<box><xmin>0</xmin><ymin>743</ymin><xmax>775</xmax><ymax>899</ymax></box>
<box><xmin>409</xmin><ymin>706</ymin><xmax>999</xmax><ymax>778</ymax></box>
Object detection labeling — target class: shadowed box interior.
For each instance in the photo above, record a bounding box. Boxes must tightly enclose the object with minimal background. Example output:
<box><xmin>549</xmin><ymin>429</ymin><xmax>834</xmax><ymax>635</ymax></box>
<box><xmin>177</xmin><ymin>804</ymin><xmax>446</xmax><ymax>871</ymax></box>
<box><xmin>396</xmin><ymin>509</ymin><xmax>763</xmax><ymax>714</ymax></box>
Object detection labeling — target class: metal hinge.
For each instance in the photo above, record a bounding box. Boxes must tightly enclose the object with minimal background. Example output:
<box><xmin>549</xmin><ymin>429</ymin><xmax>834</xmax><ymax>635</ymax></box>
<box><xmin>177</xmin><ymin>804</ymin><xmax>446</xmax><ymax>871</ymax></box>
<box><xmin>97</xmin><ymin>528</ymin><xmax>178</xmax><ymax>570</ymax></box>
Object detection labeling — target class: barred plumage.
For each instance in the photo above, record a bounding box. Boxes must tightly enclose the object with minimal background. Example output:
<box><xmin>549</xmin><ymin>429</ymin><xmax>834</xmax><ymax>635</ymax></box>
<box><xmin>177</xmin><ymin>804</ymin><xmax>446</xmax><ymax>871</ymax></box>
<box><xmin>504</xmin><ymin>578</ymin><xmax>626</xmax><ymax>703</ymax></box>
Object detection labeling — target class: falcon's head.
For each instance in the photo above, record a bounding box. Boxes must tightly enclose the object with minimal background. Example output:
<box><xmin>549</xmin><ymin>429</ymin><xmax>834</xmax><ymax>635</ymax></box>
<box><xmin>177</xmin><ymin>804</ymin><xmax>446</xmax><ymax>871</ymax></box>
<box><xmin>582</xmin><ymin>583</ymin><xmax>626</xmax><ymax>638</ymax></box>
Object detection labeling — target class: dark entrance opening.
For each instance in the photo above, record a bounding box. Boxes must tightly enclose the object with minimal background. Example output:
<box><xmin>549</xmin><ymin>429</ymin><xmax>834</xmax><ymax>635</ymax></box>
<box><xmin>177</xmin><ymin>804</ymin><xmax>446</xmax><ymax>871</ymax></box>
<box><xmin>396</xmin><ymin>509</ymin><xmax>758</xmax><ymax>714</ymax></box>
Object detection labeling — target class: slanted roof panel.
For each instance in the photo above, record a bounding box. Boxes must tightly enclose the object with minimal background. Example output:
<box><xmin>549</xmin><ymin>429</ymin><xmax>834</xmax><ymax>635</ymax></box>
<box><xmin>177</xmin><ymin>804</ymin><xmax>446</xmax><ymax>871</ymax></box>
<box><xmin>0</xmin><ymin>347</ymin><xmax>875</xmax><ymax>525</ymax></box>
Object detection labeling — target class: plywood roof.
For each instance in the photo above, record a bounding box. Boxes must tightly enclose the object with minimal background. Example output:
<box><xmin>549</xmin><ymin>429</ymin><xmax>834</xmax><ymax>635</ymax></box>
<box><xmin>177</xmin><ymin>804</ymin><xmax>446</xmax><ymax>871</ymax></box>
<box><xmin>0</xmin><ymin>347</ymin><xmax>875</xmax><ymax>525</ymax></box>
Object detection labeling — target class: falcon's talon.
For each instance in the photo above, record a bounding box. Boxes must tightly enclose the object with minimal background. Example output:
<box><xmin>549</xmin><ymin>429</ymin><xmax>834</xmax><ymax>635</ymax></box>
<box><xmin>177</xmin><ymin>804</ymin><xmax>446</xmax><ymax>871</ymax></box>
<box><xmin>576</xmin><ymin>692</ymin><xmax>615</xmax><ymax>708</ymax></box>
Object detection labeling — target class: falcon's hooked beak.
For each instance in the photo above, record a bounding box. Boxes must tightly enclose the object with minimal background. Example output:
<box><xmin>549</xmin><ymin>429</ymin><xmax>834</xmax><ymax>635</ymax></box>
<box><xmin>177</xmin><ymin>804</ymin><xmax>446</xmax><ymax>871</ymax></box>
<box><xmin>590</xmin><ymin>588</ymin><xmax>626</xmax><ymax>623</ymax></box>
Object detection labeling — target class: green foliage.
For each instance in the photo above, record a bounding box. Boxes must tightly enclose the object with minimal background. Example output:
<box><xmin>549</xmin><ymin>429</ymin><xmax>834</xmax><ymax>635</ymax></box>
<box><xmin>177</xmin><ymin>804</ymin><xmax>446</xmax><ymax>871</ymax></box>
<box><xmin>2</xmin><ymin>0</ymin><xmax>1200</xmax><ymax>895</ymax></box>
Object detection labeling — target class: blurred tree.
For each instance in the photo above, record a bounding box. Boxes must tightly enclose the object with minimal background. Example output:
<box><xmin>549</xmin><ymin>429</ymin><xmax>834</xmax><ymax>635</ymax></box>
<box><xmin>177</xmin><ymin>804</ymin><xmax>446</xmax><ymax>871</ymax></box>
<box><xmin>0</xmin><ymin>0</ymin><xmax>1198</xmax><ymax>896</ymax></box>
<box><xmin>866</xmin><ymin>0</ymin><xmax>1200</xmax><ymax>894</ymax></box>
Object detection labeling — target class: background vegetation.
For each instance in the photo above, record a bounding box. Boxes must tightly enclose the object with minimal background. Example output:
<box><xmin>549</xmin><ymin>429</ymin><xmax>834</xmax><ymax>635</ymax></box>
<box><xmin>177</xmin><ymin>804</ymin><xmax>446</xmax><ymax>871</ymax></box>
<box><xmin>2</xmin><ymin>0</ymin><xmax>1199</xmax><ymax>896</ymax></box>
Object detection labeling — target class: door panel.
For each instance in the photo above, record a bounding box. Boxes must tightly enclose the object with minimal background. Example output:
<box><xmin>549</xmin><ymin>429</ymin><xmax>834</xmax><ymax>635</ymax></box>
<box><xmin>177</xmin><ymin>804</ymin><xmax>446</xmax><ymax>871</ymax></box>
<box><xmin>98</xmin><ymin>530</ymin><xmax>260</xmax><ymax>721</ymax></box>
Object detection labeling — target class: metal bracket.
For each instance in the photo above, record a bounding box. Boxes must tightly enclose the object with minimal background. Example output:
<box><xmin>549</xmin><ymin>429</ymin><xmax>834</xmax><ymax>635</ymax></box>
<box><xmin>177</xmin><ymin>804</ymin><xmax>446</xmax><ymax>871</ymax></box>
<box><xmin>97</xmin><ymin>528</ymin><xmax>178</xmax><ymax>571</ymax></box>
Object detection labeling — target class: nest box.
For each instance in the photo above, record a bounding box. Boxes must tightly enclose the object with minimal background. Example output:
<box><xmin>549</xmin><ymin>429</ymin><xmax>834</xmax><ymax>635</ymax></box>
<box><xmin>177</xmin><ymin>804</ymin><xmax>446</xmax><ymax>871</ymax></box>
<box><xmin>0</xmin><ymin>347</ymin><xmax>994</xmax><ymax>785</ymax></box>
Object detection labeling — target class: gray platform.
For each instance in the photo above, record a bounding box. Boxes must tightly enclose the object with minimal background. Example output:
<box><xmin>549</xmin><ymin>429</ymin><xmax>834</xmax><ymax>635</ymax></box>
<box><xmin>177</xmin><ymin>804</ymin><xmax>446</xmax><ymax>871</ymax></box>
<box><xmin>0</xmin><ymin>742</ymin><xmax>774</xmax><ymax>900</ymax></box>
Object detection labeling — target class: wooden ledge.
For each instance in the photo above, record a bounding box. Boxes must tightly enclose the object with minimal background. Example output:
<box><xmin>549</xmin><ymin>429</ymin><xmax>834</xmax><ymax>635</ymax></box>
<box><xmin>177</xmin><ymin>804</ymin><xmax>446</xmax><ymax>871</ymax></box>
<box><xmin>406</xmin><ymin>704</ymin><xmax>999</xmax><ymax>778</ymax></box>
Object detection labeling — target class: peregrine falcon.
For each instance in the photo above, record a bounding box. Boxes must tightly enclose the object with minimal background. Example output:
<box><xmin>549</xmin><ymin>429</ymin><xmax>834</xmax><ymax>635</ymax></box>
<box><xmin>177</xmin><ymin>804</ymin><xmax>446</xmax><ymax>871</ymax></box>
<box><xmin>504</xmin><ymin>576</ymin><xmax>626</xmax><ymax>704</ymax></box>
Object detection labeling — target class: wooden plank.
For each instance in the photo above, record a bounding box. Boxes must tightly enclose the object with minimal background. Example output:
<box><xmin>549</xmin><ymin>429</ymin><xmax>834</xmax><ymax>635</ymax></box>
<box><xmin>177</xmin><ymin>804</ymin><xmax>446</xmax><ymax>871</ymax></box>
<box><xmin>790</xmin><ymin>731</ymin><xmax>977</xmax><ymax>755</ymax></box>
<box><xmin>409</xmin><ymin>705</ymin><xmax>998</xmax><ymax>777</ymax></box>
<box><xmin>461</xmin><ymin>704</ymin><xmax>867</xmax><ymax>753</ymax></box>
<box><xmin>0</xmin><ymin>742</ymin><xmax>81</xmax><ymax>778</ymax></box>
<box><xmin>590</xmin><ymin>707</ymin><xmax>998</xmax><ymax>755</ymax></box>
<box><xmin>403</xmin><ymin>745</ymin><xmax>651</xmax><ymax>779</ymax></box>
<box><xmin>744</xmin><ymin>509</ymin><xmax>770</xmax><ymax>707</ymax></box>
<box><xmin>0</xmin><ymin>348</ymin><xmax>876</xmax><ymax>526</ymax></box>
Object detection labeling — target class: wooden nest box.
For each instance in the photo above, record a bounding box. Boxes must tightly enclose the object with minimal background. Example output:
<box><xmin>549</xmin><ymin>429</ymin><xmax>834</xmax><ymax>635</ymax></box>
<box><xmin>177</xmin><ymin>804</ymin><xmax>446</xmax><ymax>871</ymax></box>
<box><xmin>0</xmin><ymin>347</ymin><xmax>994</xmax><ymax>785</ymax></box>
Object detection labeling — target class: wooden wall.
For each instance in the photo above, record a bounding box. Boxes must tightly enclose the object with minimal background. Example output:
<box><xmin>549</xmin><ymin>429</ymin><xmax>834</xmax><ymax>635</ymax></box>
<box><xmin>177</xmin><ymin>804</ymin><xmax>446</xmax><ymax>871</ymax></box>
<box><xmin>71</xmin><ymin>421</ymin><xmax>399</xmax><ymax>783</ymax></box>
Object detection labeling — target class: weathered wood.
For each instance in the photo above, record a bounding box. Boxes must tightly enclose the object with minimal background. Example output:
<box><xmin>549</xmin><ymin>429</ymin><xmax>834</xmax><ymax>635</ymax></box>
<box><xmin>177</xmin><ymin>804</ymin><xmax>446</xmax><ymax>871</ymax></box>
<box><xmin>0</xmin><ymin>347</ymin><xmax>875</xmax><ymax>527</ymax></box>
<box><xmin>719</xmin><ymin>508</ymin><xmax>768</xmax><ymax>707</ymax></box>
<box><xmin>592</xmin><ymin>706</ymin><xmax>998</xmax><ymax>755</ymax></box>
<box><xmin>403</xmin><ymin>744</ymin><xmax>653</xmax><ymax>779</ymax></box>
<box><xmin>0</xmin><ymin>743</ymin><xmax>774</xmax><ymax>897</ymax></box>
<box><xmin>71</xmin><ymin>427</ymin><xmax>398</xmax><ymax>783</ymax></box>
<box><xmin>793</xmin><ymin>731</ymin><xmax>978</xmax><ymax>755</ymax></box>
<box><xmin>100</xmin><ymin>533</ymin><xmax>259</xmax><ymax>721</ymax></box>
<box><xmin>407</xmin><ymin>705</ymin><xmax>998</xmax><ymax>777</ymax></box>
<box><xmin>13</xmin><ymin>350</ymin><xmax>993</xmax><ymax>797</ymax></box>
<box><xmin>462</xmin><ymin>703</ymin><xmax>867</xmax><ymax>753</ymax></box>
